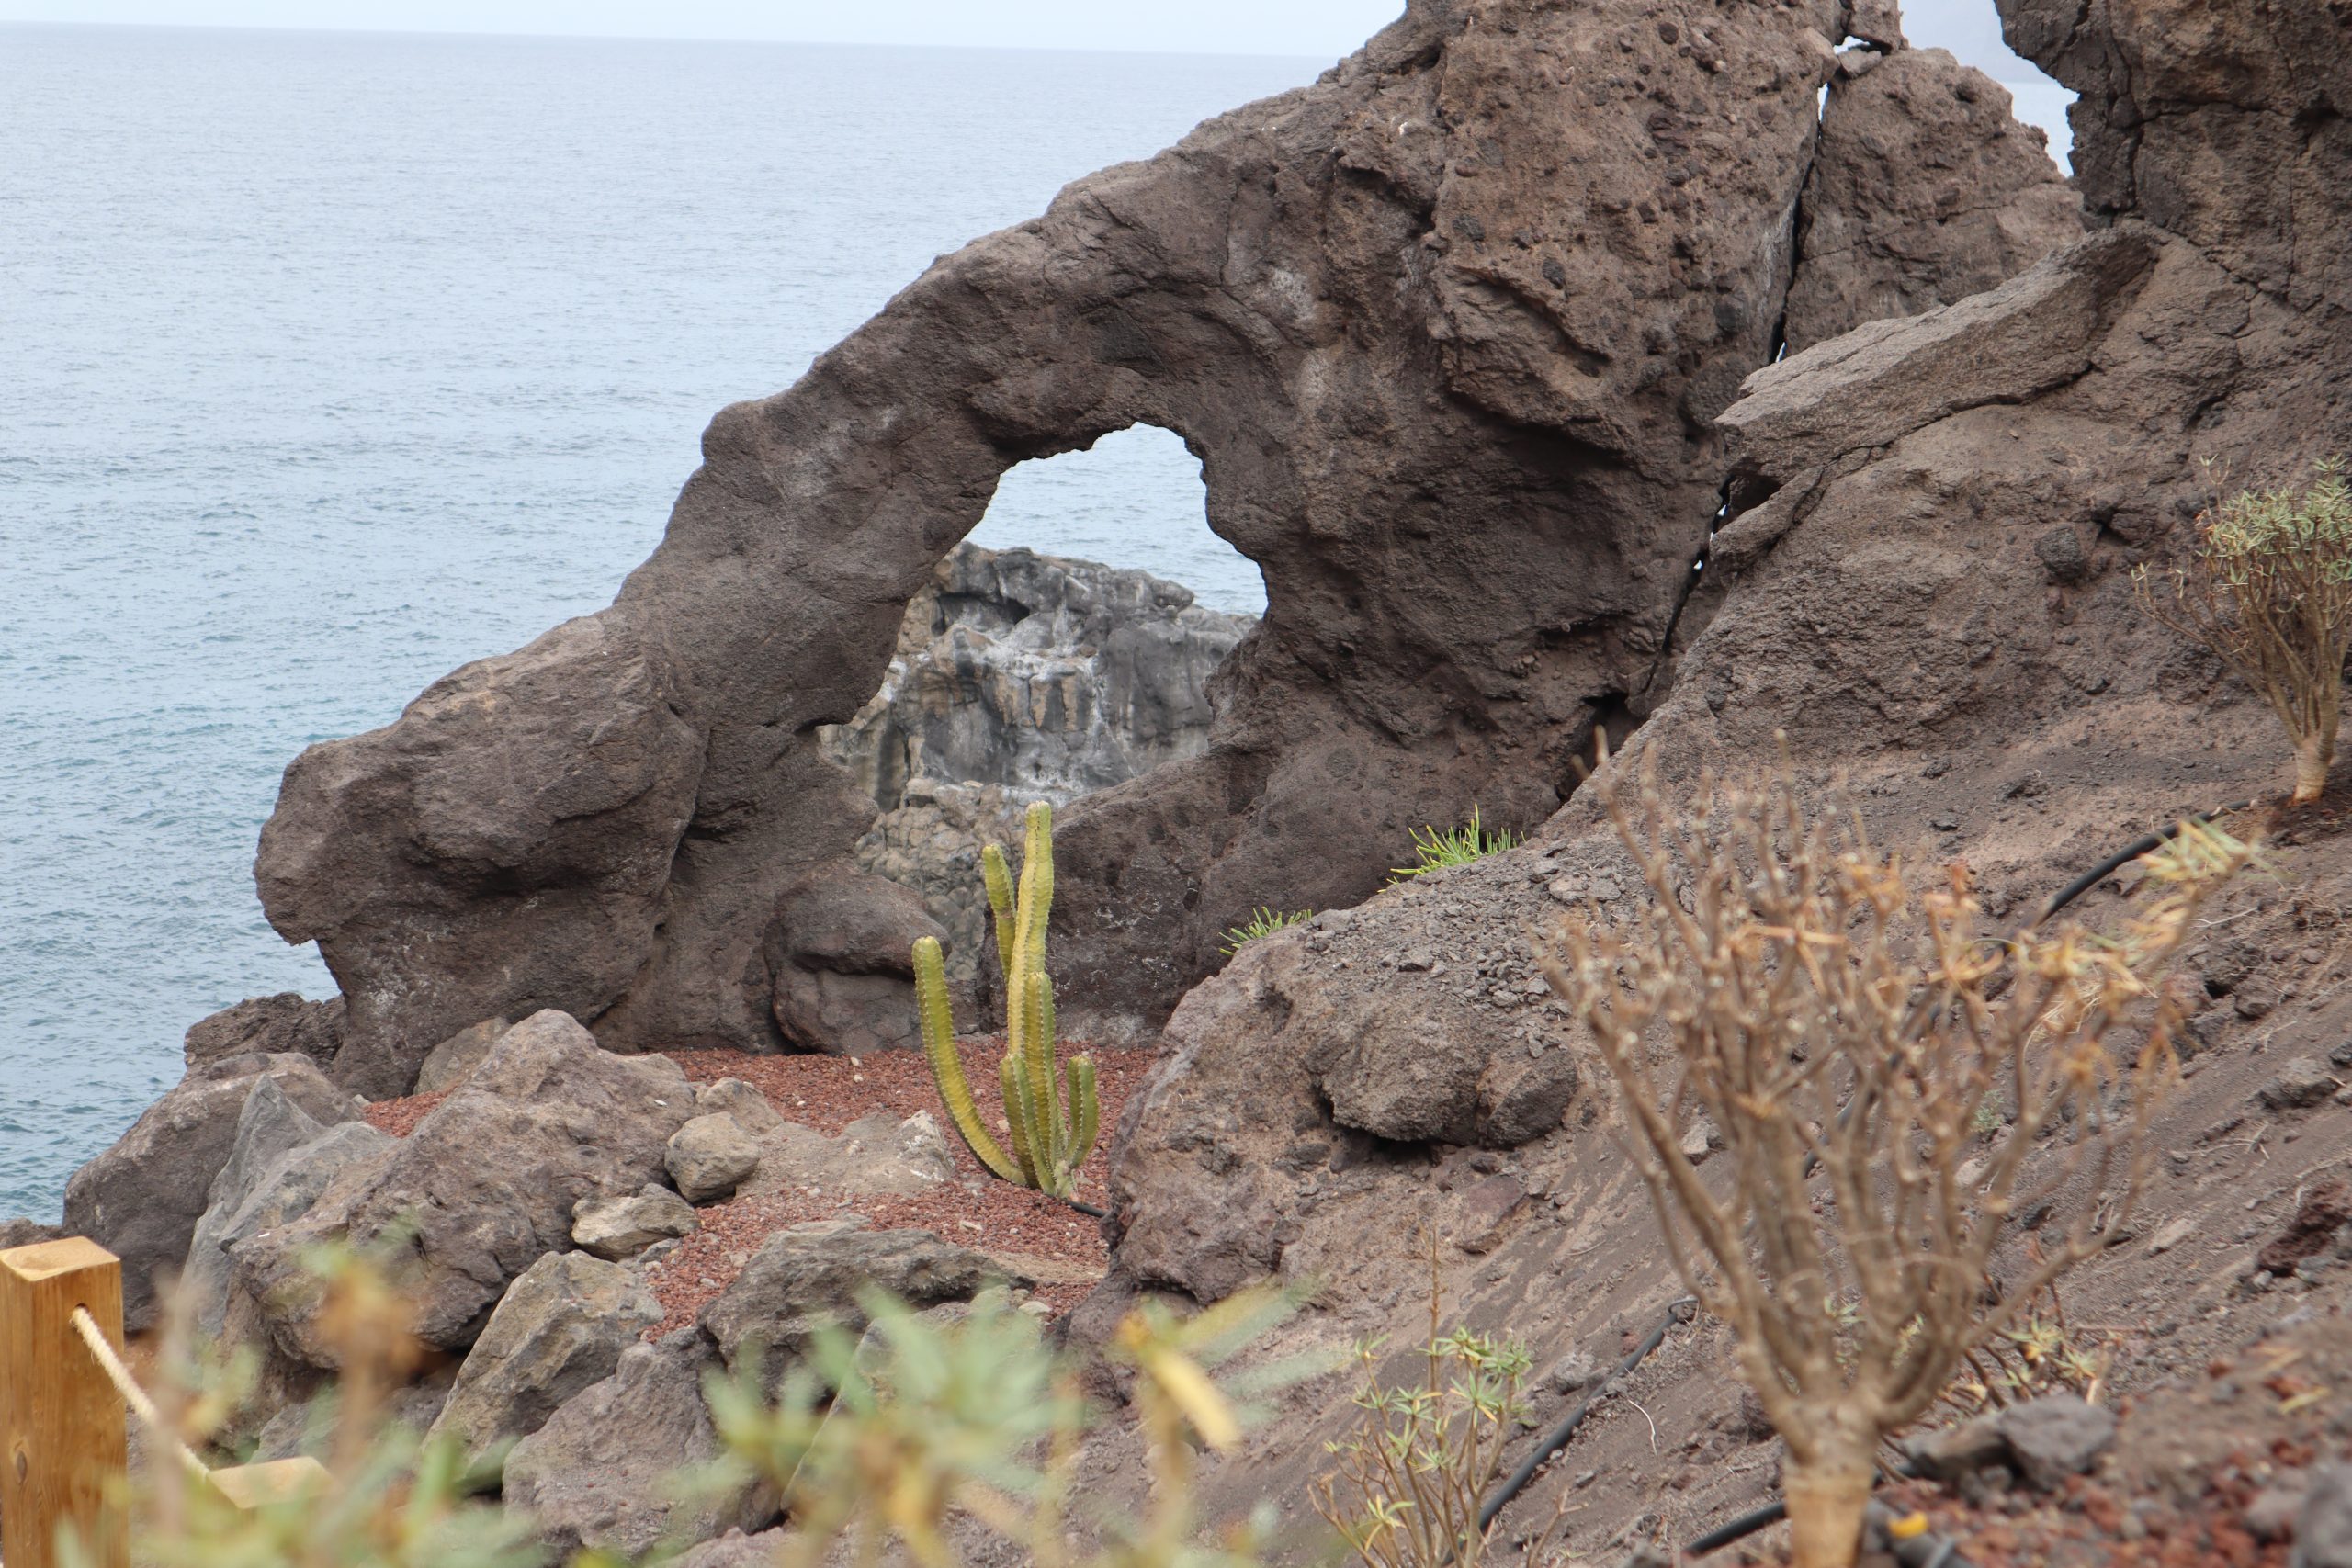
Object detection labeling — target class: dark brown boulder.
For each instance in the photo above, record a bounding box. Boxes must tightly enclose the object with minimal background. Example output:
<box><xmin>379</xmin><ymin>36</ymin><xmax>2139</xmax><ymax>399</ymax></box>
<box><xmin>232</xmin><ymin>1012</ymin><xmax>695</xmax><ymax>1360</ymax></box>
<box><xmin>62</xmin><ymin>1054</ymin><xmax>360</xmax><ymax>1330</ymax></box>
<box><xmin>250</xmin><ymin>0</ymin><xmax>1852</xmax><ymax>1062</ymax></box>
<box><xmin>763</xmin><ymin>869</ymin><xmax>947</xmax><ymax>1055</ymax></box>
<box><xmin>1781</xmin><ymin>47</ymin><xmax>2080</xmax><ymax>353</ymax></box>
<box><xmin>183</xmin><ymin>993</ymin><xmax>345</xmax><ymax>1072</ymax></box>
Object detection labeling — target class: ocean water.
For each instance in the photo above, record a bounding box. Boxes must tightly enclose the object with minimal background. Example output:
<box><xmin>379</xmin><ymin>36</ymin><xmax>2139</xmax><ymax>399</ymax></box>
<box><xmin>0</xmin><ymin>23</ymin><xmax>1309</xmax><ymax>1221</ymax></box>
<box><xmin>0</xmin><ymin>22</ymin><xmax>2073</xmax><ymax>1224</ymax></box>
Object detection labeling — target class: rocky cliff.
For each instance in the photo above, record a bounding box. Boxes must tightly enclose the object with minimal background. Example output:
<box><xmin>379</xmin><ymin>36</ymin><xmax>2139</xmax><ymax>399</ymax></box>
<box><xmin>818</xmin><ymin>540</ymin><xmax>1253</xmax><ymax>987</ymax></box>
<box><xmin>1097</xmin><ymin>0</ymin><xmax>2352</xmax><ymax>1547</ymax></box>
<box><xmin>242</xmin><ymin>0</ymin><xmax>2078</xmax><ymax>1091</ymax></box>
<box><xmin>820</xmin><ymin>541</ymin><xmax>1253</xmax><ymax>814</ymax></box>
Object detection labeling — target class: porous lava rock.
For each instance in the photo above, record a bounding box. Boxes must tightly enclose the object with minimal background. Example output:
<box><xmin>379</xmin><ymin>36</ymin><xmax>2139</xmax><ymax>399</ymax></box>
<box><xmin>182</xmin><ymin>993</ymin><xmax>345</xmax><ymax>1071</ymax></box>
<box><xmin>502</xmin><ymin>1328</ymin><xmax>775</xmax><ymax>1559</ymax></box>
<box><xmin>1107</xmin><ymin>0</ymin><xmax>2352</xmax><ymax>1319</ymax></box>
<box><xmin>428</xmin><ymin>1249</ymin><xmax>662</xmax><ymax>1467</ymax></box>
<box><xmin>62</xmin><ymin>1053</ymin><xmax>359</xmax><ymax>1330</ymax></box>
<box><xmin>762</xmin><ymin>868</ymin><xmax>945</xmax><ymax>1055</ymax></box>
<box><xmin>248</xmin><ymin>0</ymin><xmax>2077</xmax><ymax>1065</ymax></box>
<box><xmin>232</xmin><ymin>1012</ymin><xmax>694</xmax><ymax>1361</ymax></box>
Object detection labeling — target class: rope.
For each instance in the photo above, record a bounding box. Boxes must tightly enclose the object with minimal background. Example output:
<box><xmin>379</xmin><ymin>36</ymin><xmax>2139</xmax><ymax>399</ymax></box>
<box><xmin>69</xmin><ymin>1305</ymin><xmax>210</xmax><ymax>1483</ymax></box>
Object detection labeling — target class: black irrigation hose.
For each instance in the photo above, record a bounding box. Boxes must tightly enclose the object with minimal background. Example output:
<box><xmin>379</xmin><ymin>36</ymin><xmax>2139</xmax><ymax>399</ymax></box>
<box><xmin>1065</xmin><ymin>1196</ymin><xmax>1108</xmax><ymax>1219</ymax></box>
<box><xmin>1476</xmin><ymin>806</ymin><xmax>2253</xmax><ymax>1557</ymax></box>
<box><xmin>2032</xmin><ymin>800</ymin><xmax>2252</xmax><ymax>928</ymax></box>
<box><xmin>1475</xmin><ymin>1296</ymin><xmax>1697</xmax><ymax>1534</ymax></box>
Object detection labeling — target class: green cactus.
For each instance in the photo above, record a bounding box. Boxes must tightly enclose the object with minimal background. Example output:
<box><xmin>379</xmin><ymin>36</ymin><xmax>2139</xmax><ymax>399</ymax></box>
<box><xmin>911</xmin><ymin>800</ymin><xmax>1102</xmax><ymax>1199</ymax></box>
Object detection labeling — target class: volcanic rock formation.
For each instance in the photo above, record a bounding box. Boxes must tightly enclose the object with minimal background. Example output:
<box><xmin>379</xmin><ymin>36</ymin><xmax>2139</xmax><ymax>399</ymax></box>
<box><xmin>243</xmin><ymin>0</ymin><xmax>2076</xmax><ymax>1091</ymax></box>
<box><xmin>1102</xmin><ymin>0</ymin><xmax>2351</xmax><ymax>1434</ymax></box>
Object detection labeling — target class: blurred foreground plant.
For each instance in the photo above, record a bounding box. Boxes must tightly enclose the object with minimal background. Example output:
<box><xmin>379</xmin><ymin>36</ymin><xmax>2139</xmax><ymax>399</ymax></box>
<box><xmin>1539</xmin><ymin>754</ymin><xmax>2245</xmax><ymax>1568</ymax></box>
<box><xmin>707</xmin><ymin>1283</ymin><xmax>1318</xmax><ymax>1568</ymax></box>
<box><xmin>2135</xmin><ymin>458</ymin><xmax>2352</xmax><ymax>804</ymax></box>
<box><xmin>64</xmin><ymin>1239</ymin><xmax>541</xmax><ymax>1568</ymax></box>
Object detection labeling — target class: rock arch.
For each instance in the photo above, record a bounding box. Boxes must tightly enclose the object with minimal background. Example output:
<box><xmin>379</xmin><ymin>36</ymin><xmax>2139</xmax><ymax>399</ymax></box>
<box><xmin>253</xmin><ymin>0</ymin><xmax>2081</xmax><ymax>1095</ymax></box>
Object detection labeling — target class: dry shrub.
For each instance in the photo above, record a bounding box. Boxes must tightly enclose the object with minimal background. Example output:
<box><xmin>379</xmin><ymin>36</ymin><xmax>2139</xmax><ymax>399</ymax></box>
<box><xmin>2135</xmin><ymin>458</ymin><xmax>2352</xmax><ymax>804</ymax></box>
<box><xmin>1538</xmin><ymin>755</ymin><xmax>2245</xmax><ymax>1568</ymax></box>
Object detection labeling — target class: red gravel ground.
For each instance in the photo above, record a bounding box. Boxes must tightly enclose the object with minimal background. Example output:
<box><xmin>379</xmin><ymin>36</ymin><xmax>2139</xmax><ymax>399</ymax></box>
<box><xmin>362</xmin><ymin>1089</ymin><xmax>448</xmax><ymax>1137</ymax></box>
<box><xmin>358</xmin><ymin>1039</ymin><xmax>1156</xmax><ymax>1337</ymax></box>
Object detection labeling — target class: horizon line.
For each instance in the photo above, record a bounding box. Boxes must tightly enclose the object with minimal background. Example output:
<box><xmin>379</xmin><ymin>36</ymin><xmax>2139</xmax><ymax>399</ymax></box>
<box><xmin>0</xmin><ymin>15</ymin><xmax>1346</xmax><ymax>63</ymax></box>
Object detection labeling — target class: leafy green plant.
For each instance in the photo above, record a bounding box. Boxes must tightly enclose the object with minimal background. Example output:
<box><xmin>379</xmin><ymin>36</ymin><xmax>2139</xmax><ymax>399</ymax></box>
<box><xmin>1311</xmin><ymin>1246</ymin><xmax>1546</xmax><ymax>1568</ymax></box>
<box><xmin>1219</xmin><ymin>908</ymin><xmax>1313</xmax><ymax>956</ymax></box>
<box><xmin>707</xmin><ymin>1283</ymin><xmax>1312</xmax><ymax>1568</ymax></box>
<box><xmin>1387</xmin><ymin>807</ymin><xmax>1518</xmax><ymax>884</ymax></box>
<box><xmin>2134</xmin><ymin>458</ymin><xmax>2352</xmax><ymax>804</ymax></box>
<box><xmin>912</xmin><ymin>800</ymin><xmax>1101</xmax><ymax>1200</ymax></box>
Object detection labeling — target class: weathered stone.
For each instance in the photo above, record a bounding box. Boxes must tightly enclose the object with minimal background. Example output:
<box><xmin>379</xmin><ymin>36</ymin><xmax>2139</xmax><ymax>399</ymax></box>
<box><xmin>2297</xmin><ymin>1464</ymin><xmax>2352</xmax><ymax>1568</ymax></box>
<box><xmin>503</xmin><ymin>1329</ymin><xmax>774</xmax><ymax>1559</ymax></box>
<box><xmin>763</xmin><ymin>869</ymin><xmax>946</xmax><ymax>1055</ymax></box>
<box><xmin>429</xmin><ymin>1250</ymin><xmax>662</xmax><ymax>1465</ymax></box>
<box><xmin>183</xmin><ymin>993</ymin><xmax>345</xmax><ymax>1073</ymax></box>
<box><xmin>1546</xmin><ymin>1348</ymin><xmax>1601</xmax><ymax>1394</ymax></box>
<box><xmin>232</xmin><ymin>1012</ymin><xmax>693</xmax><ymax>1361</ymax></box>
<box><xmin>1781</xmin><ymin>49</ymin><xmax>2079</xmax><ymax>355</ymax></box>
<box><xmin>62</xmin><ymin>1053</ymin><xmax>359</xmax><ymax>1329</ymax></box>
<box><xmin>694</xmin><ymin>1078</ymin><xmax>784</xmax><ymax>1136</ymax></box>
<box><xmin>2257</xmin><ymin>1058</ymin><xmax>2340</xmax><ymax>1112</ymax></box>
<box><xmin>414</xmin><ymin>1017</ymin><xmax>513</xmax><ymax>1095</ymax></box>
<box><xmin>1995</xmin><ymin>1395</ymin><xmax>2116</xmax><ymax>1491</ymax></box>
<box><xmin>209</xmin><ymin>1121</ymin><xmax>394</xmax><ymax>1341</ymax></box>
<box><xmin>1720</xmin><ymin>229</ymin><xmax>2158</xmax><ymax>484</ymax></box>
<box><xmin>818</xmin><ymin>542</ymin><xmax>1253</xmax><ymax>813</ymax></box>
<box><xmin>1905</xmin><ymin>1414</ymin><xmax>2009</xmax><ymax>1482</ymax></box>
<box><xmin>668</xmin><ymin>1114</ymin><xmax>763</xmax><ymax>1204</ymax></box>
<box><xmin>736</xmin><ymin>1113</ymin><xmax>956</xmax><ymax>1206</ymax></box>
<box><xmin>183</xmin><ymin>1078</ymin><xmax>334</xmax><ymax>1337</ymax></box>
<box><xmin>2257</xmin><ymin>1182</ymin><xmax>2352</xmax><ymax>1277</ymax></box>
<box><xmin>700</xmin><ymin>1226</ymin><xmax>995</xmax><ymax>1387</ymax></box>
<box><xmin>572</xmin><ymin>1186</ymin><xmax>700</xmax><ymax>1260</ymax></box>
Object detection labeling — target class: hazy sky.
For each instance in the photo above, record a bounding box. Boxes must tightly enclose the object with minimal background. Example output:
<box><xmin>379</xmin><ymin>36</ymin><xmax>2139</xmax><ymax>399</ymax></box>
<box><xmin>6</xmin><ymin>0</ymin><xmax>2045</xmax><ymax>75</ymax></box>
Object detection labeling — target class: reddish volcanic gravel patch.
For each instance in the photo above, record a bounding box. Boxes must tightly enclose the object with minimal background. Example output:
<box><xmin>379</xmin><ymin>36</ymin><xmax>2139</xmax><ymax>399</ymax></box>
<box><xmin>362</xmin><ymin>1089</ymin><xmax>449</xmax><ymax>1137</ymax></box>
<box><xmin>645</xmin><ymin>1038</ymin><xmax>1153</xmax><ymax>1336</ymax></box>
<box><xmin>346</xmin><ymin>1039</ymin><xmax>1156</xmax><ymax>1335</ymax></box>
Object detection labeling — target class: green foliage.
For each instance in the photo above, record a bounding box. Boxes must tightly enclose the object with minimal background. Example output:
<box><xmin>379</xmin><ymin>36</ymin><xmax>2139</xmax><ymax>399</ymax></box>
<box><xmin>2135</xmin><ymin>458</ymin><xmax>2352</xmax><ymax>803</ymax></box>
<box><xmin>62</xmin><ymin>1242</ymin><xmax>545</xmax><ymax>1568</ymax></box>
<box><xmin>1218</xmin><ymin>907</ymin><xmax>1313</xmax><ymax>956</ymax></box>
<box><xmin>1311</xmin><ymin>1258</ymin><xmax>1545</xmax><ymax>1568</ymax></box>
<box><xmin>707</xmin><ymin>1282</ymin><xmax>1317</xmax><ymax>1568</ymax></box>
<box><xmin>1386</xmin><ymin>807</ymin><xmax>1519</xmax><ymax>884</ymax></box>
<box><xmin>913</xmin><ymin>800</ymin><xmax>1101</xmax><ymax>1199</ymax></box>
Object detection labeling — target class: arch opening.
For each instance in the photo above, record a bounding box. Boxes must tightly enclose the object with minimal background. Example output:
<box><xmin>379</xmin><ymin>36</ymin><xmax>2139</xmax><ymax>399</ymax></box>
<box><xmin>817</xmin><ymin>423</ymin><xmax>1261</xmax><ymax>988</ymax></box>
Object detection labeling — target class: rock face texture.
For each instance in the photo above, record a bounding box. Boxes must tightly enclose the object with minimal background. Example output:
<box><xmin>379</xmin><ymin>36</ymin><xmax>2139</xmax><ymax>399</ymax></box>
<box><xmin>818</xmin><ymin>541</ymin><xmax>1252</xmax><ymax>811</ymax></box>
<box><xmin>232</xmin><ymin>1012</ymin><xmax>694</xmax><ymax>1360</ymax></box>
<box><xmin>1781</xmin><ymin>48</ymin><xmax>2081</xmax><ymax>352</ymax></box>
<box><xmin>427</xmin><ymin>1249</ymin><xmax>662</xmax><ymax>1466</ymax></box>
<box><xmin>1105</xmin><ymin>0</ymin><xmax>2351</xmax><ymax>1326</ymax></box>
<box><xmin>62</xmin><ymin>1054</ymin><xmax>360</xmax><ymax>1330</ymax></box>
<box><xmin>244</xmin><ymin>0</ymin><xmax>2077</xmax><ymax>1069</ymax></box>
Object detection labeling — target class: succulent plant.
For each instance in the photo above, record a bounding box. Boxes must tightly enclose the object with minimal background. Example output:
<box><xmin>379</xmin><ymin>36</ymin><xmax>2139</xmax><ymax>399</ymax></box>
<box><xmin>912</xmin><ymin>800</ymin><xmax>1099</xmax><ymax>1198</ymax></box>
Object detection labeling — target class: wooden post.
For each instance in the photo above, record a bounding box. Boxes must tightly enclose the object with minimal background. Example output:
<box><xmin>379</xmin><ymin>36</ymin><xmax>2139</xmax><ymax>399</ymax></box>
<box><xmin>2</xmin><ymin>1237</ymin><xmax>130</xmax><ymax>1568</ymax></box>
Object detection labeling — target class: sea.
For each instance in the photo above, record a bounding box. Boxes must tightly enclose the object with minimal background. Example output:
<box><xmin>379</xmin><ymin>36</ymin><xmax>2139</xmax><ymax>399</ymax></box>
<box><xmin>0</xmin><ymin>21</ymin><xmax>2074</xmax><ymax>1223</ymax></box>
